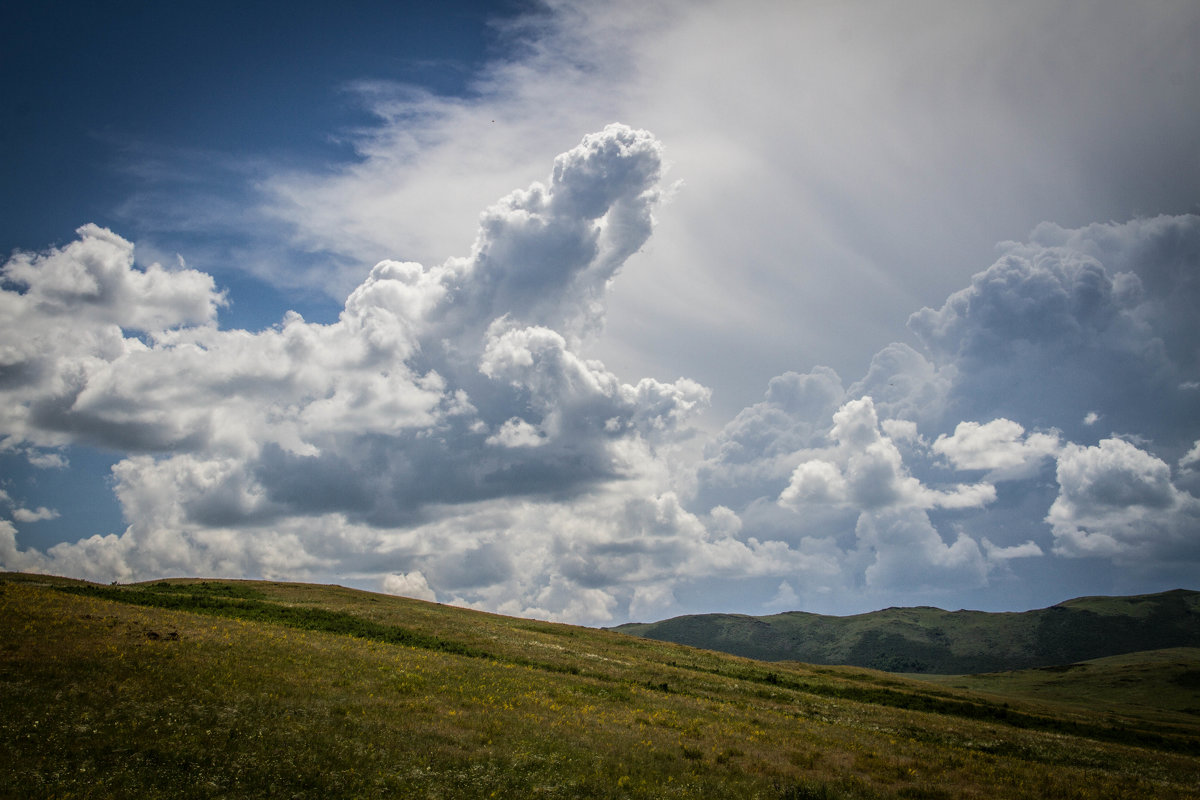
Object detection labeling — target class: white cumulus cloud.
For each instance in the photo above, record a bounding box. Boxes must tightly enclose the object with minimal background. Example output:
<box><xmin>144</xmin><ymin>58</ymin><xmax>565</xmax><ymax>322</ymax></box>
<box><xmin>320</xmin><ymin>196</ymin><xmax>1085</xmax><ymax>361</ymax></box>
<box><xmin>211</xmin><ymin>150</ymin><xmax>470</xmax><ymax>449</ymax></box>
<box><xmin>1</xmin><ymin>126</ymin><xmax>843</xmax><ymax>624</ymax></box>
<box><xmin>982</xmin><ymin>538</ymin><xmax>1044</xmax><ymax>562</ymax></box>
<box><xmin>12</xmin><ymin>507</ymin><xmax>61</xmax><ymax>523</ymax></box>
<box><xmin>780</xmin><ymin>398</ymin><xmax>996</xmax><ymax>513</ymax></box>
<box><xmin>932</xmin><ymin>419</ymin><xmax>1060</xmax><ymax>478</ymax></box>
<box><xmin>5</xmin><ymin>2</ymin><xmax>1200</xmax><ymax>624</ymax></box>
<box><xmin>1047</xmin><ymin>438</ymin><xmax>1200</xmax><ymax>561</ymax></box>
<box><xmin>382</xmin><ymin>571</ymin><xmax>437</xmax><ymax>602</ymax></box>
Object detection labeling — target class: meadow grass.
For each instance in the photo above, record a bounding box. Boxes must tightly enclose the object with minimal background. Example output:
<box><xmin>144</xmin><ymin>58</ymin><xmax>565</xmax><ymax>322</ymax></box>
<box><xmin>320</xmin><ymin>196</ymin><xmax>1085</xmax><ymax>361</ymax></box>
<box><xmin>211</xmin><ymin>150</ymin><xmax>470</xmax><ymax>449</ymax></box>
<box><xmin>3</xmin><ymin>574</ymin><xmax>1198</xmax><ymax>799</ymax></box>
<box><xmin>910</xmin><ymin>647</ymin><xmax>1200</xmax><ymax>727</ymax></box>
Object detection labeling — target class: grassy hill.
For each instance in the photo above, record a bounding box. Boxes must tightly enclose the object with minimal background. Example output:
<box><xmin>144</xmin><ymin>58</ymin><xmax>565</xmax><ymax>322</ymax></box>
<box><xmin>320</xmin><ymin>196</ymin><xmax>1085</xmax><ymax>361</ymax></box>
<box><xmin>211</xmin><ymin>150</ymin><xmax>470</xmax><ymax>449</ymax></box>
<box><xmin>909</xmin><ymin>647</ymin><xmax>1200</xmax><ymax>723</ymax></box>
<box><xmin>2</xmin><ymin>573</ymin><xmax>1199</xmax><ymax>799</ymax></box>
<box><xmin>612</xmin><ymin>589</ymin><xmax>1200</xmax><ymax>673</ymax></box>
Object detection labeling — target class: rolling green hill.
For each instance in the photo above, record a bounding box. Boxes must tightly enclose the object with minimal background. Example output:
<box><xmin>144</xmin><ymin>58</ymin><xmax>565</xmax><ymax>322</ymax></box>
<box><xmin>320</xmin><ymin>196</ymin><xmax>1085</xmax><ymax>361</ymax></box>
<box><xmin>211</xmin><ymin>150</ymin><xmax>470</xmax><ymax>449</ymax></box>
<box><xmin>909</xmin><ymin>647</ymin><xmax>1200</xmax><ymax>723</ymax></box>
<box><xmin>3</xmin><ymin>573</ymin><xmax>1199</xmax><ymax>799</ymax></box>
<box><xmin>612</xmin><ymin>589</ymin><xmax>1200</xmax><ymax>674</ymax></box>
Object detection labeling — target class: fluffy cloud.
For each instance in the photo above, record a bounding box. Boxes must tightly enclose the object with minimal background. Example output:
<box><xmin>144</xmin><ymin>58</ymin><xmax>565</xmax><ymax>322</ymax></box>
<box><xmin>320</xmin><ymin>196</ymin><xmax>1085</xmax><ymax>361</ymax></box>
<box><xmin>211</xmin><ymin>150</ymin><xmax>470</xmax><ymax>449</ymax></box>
<box><xmin>244</xmin><ymin>0</ymin><xmax>1199</xmax><ymax>428</ymax></box>
<box><xmin>382</xmin><ymin>571</ymin><xmax>437</xmax><ymax>602</ymax></box>
<box><xmin>0</xmin><ymin>521</ymin><xmax>43</xmax><ymax>573</ymax></box>
<box><xmin>855</xmin><ymin>509</ymin><xmax>987</xmax><ymax>592</ymax></box>
<box><xmin>0</xmin><ymin>224</ymin><xmax>225</xmax><ymax>450</ymax></box>
<box><xmin>981</xmin><ymin>538</ymin><xmax>1044</xmax><ymax>561</ymax></box>
<box><xmin>0</xmin><ymin>223</ymin><xmax>223</xmax><ymax>331</ymax></box>
<box><xmin>769</xmin><ymin>398</ymin><xmax>995</xmax><ymax>596</ymax></box>
<box><xmin>0</xmin><ymin>125</ymin><xmax>829</xmax><ymax>624</ymax></box>
<box><xmin>932</xmin><ymin>419</ymin><xmax>1060</xmax><ymax>478</ymax></box>
<box><xmin>12</xmin><ymin>507</ymin><xmax>60</xmax><ymax>523</ymax></box>
<box><xmin>779</xmin><ymin>398</ymin><xmax>995</xmax><ymax>513</ymax></box>
<box><xmin>0</xmin><ymin>129</ymin><xmax>688</xmax><ymax>593</ymax></box>
<box><xmin>0</xmin><ymin>490</ymin><xmax>61</xmax><ymax>524</ymax></box>
<box><xmin>3</xmin><ymin>107</ymin><xmax>1199</xmax><ymax>621</ymax></box>
<box><xmin>1047</xmin><ymin>438</ymin><xmax>1200</xmax><ymax>561</ymax></box>
<box><xmin>908</xmin><ymin>215</ymin><xmax>1200</xmax><ymax>441</ymax></box>
<box><xmin>695</xmin><ymin>367</ymin><xmax>846</xmax><ymax>509</ymax></box>
<box><xmin>1182</xmin><ymin>441</ymin><xmax>1200</xmax><ymax>471</ymax></box>
<box><xmin>688</xmin><ymin>213</ymin><xmax>1200</xmax><ymax>611</ymax></box>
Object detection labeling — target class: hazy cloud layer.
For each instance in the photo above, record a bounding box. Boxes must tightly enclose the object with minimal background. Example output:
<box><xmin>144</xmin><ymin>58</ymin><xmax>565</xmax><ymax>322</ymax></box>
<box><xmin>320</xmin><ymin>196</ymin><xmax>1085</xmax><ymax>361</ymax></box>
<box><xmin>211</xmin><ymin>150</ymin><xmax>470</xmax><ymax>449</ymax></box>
<box><xmin>248</xmin><ymin>0</ymin><xmax>1200</xmax><ymax>417</ymax></box>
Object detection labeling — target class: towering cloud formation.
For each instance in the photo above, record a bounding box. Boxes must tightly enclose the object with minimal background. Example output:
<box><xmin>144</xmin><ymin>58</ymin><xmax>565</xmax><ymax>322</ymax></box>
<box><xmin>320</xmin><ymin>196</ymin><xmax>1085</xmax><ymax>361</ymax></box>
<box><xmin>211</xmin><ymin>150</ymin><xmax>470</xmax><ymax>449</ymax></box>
<box><xmin>2</xmin><ymin>125</ymin><xmax>690</xmax><ymax>496</ymax></box>
<box><xmin>0</xmin><ymin>127</ymin><xmax>803</xmax><ymax>622</ymax></box>
<box><xmin>698</xmin><ymin>213</ymin><xmax>1200</xmax><ymax>611</ymax></box>
<box><xmin>2</xmin><ymin>126</ymin><xmax>1198</xmax><ymax>622</ymax></box>
<box><xmin>0</xmin><ymin>129</ymin><xmax>691</xmax><ymax>595</ymax></box>
<box><xmin>906</xmin><ymin>216</ymin><xmax>1200</xmax><ymax>439</ymax></box>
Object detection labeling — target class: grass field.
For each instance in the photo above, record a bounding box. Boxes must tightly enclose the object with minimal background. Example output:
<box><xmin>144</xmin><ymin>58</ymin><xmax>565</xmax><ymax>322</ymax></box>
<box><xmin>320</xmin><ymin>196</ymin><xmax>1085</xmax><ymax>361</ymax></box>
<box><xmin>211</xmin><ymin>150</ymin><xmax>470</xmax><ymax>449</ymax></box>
<box><xmin>3</xmin><ymin>573</ymin><xmax>1198</xmax><ymax>799</ymax></box>
<box><xmin>908</xmin><ymin>648</ymin><xmax>1200</xmax><ymax>724</ymax></box>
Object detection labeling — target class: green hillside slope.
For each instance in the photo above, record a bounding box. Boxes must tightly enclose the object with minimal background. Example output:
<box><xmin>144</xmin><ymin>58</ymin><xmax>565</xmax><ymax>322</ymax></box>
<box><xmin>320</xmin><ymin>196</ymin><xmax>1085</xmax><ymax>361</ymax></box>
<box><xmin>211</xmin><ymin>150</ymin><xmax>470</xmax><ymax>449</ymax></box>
<box><xmin>3</xmin><ymin>573</ymin><xmax>1199</xmax><ymax>799</ymax></box>
<box><xmin>613</xmin><ymin>589</ymin><xmax>1200</xmax><ymax>673</ymax></box>
<box><xmin>909</xmin><ymin>647</ymin><xmax>1200</xmax><ymax>724</ymax></box>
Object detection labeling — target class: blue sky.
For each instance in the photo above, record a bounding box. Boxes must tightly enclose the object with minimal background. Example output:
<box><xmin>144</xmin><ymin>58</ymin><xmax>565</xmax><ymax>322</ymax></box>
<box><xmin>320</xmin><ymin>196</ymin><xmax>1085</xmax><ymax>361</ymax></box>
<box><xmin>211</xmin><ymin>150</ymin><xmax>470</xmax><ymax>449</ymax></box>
<box><xmin>3</xmin><ymin>0</ymin><xmax>1199</xmax><ymax>625</ymax></box>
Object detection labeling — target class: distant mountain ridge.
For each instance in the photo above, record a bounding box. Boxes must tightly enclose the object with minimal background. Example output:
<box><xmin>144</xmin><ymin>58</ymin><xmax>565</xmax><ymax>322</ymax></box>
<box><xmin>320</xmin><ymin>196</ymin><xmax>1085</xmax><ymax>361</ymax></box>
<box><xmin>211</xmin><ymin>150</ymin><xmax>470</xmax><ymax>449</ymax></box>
<box><xmin>612</xmin><ymin>589</ymin><xmax>1200</xmax><ymax>674</ymax></box>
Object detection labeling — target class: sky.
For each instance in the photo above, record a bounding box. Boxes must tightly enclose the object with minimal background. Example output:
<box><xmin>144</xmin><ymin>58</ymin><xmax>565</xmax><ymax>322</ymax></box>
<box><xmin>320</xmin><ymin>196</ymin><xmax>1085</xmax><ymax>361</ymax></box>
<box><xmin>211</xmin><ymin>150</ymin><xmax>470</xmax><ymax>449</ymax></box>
<box><xmin>2</xmin><ymin>0</ymin><xmax>1199</xmax><ymax>625</ymax></box>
